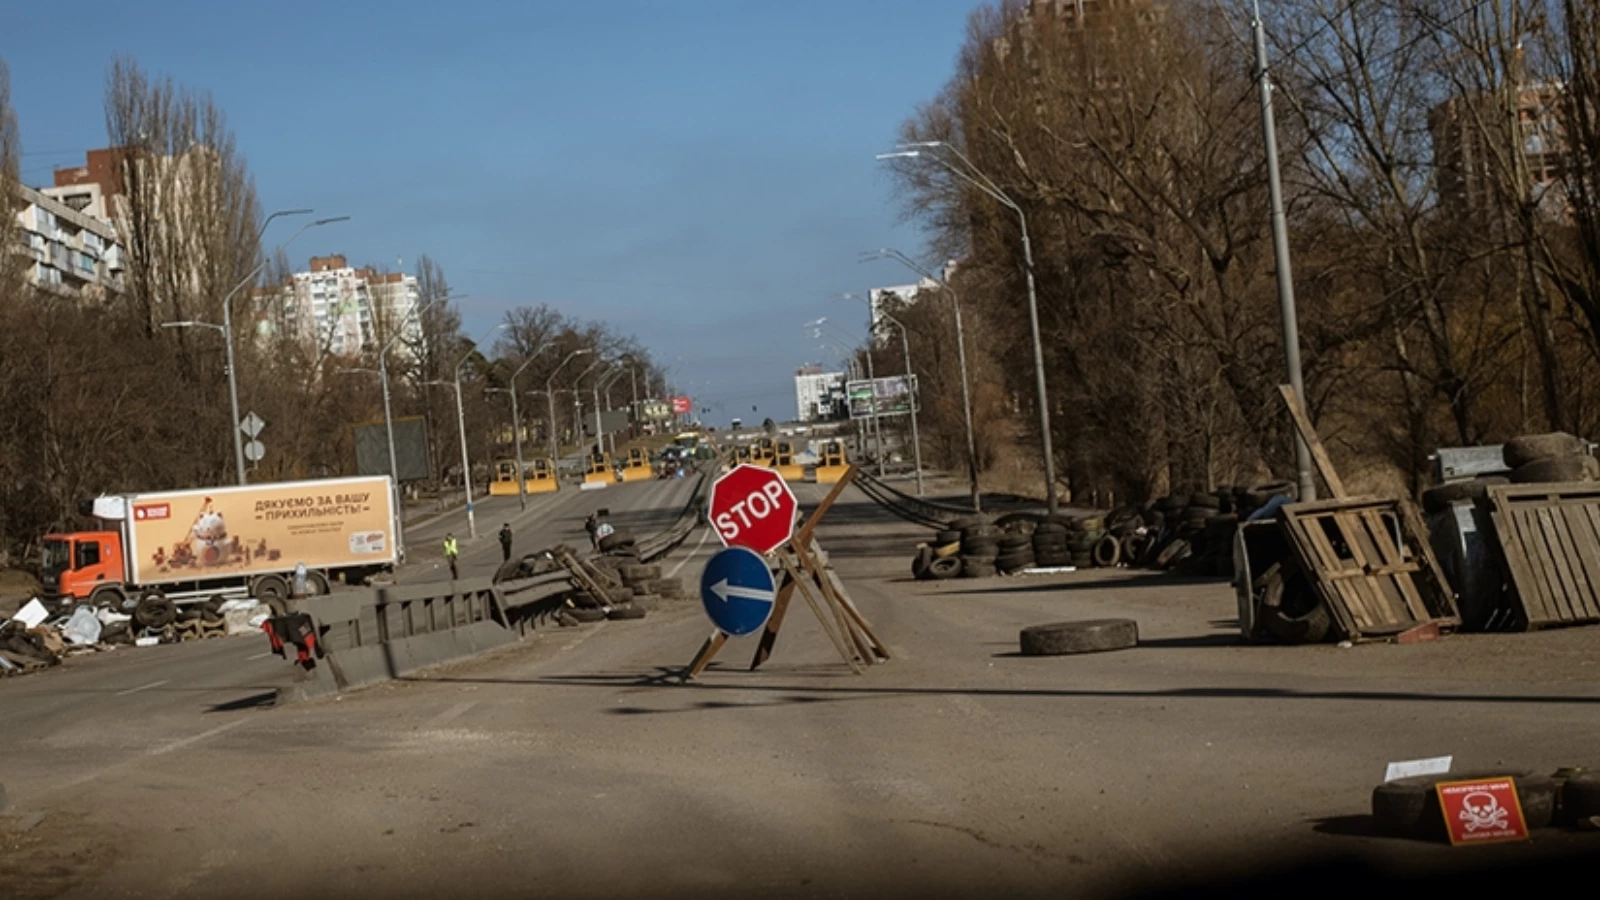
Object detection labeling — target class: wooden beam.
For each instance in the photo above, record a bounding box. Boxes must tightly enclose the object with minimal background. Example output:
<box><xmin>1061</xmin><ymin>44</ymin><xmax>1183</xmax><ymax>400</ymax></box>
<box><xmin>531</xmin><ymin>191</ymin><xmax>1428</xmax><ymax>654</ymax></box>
<box><xmin>1277</xmin><ymin>384</ymin><xmax>1348</xmax><ymax>499</ymax></box>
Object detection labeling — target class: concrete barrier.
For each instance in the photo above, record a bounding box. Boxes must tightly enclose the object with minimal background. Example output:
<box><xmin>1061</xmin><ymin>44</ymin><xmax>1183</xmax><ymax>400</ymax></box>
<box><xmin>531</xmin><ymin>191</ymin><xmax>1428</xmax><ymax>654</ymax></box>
<box><xmin>274</xmin><ymin>578</ymin><xmax>518</xmax><ymax>705</ymax></box>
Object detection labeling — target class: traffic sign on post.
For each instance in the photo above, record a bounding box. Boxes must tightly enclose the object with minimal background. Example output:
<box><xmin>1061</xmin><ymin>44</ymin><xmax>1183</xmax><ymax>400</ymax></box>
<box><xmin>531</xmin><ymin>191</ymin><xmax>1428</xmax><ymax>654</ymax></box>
<box><xmin>699</xmin><ymin>546</ymin><xmax>777</xmax><ymax>636</ymax></box>
<box><xmin>240</xmin><ymin>411</ymin><xmax>265</xmax><ymax>439</ymax></box>
<box><xmin>708</xmin><ymin>463</ymin><xmax>798</xmax><ymax>555</ymax></box>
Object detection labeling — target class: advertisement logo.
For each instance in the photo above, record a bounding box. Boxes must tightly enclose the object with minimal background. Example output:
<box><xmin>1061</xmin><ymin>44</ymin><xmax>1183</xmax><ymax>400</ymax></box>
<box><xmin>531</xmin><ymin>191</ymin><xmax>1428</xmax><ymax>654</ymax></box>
<box><xmin>133</xmin><ymin>504</ymin><xmax>171</xmax><ymax>522</ymax></box>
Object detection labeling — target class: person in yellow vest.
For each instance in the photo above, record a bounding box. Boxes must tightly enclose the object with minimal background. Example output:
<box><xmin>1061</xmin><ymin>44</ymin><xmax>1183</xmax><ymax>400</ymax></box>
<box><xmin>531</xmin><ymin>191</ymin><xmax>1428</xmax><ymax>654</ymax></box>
<box><xmin>443</xmin><ymin>533</ymin><xmax>460</xmax><ymax>580</ymax></box>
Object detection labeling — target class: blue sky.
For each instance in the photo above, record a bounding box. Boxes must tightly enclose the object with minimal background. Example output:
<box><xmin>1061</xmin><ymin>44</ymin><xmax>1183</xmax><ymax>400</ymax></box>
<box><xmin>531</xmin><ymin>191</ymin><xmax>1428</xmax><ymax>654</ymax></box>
<box><xmin>5</xmin><ymin>0</ymin><xmax>974</xmax><ymax>426</ymax></box>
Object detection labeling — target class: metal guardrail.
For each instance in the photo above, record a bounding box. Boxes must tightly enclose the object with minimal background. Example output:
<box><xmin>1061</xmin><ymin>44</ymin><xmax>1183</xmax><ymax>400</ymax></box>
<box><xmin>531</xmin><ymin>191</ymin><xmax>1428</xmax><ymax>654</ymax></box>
<box><xmin>293</xmin><ymin>577</ymin><xmax>509</xmax><ymax>656</ymax></box>
<box><xmin>634</xmin><ymin>462</ymin><xmax>717</xmax><ymax>563</ymax></box>
<box><xmin>494</xmin><ymin>571</ymin><xmax>575</xmax><ymax>610</ymax></box>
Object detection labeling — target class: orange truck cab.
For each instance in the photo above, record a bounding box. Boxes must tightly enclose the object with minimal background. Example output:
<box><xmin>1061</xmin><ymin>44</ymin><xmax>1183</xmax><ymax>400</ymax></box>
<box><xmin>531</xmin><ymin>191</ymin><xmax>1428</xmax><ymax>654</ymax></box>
<box><xmin>40</xmin><ymin>530</ymin><xmax>128</xmax><ymax>606</ymax></box>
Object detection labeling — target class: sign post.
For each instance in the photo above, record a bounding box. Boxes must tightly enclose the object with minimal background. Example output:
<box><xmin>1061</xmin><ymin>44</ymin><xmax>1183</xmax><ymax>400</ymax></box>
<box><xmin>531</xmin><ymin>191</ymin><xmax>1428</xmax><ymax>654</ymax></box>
<box><xmin>683</xmin><ymin>462</ymin><xmax>889</xmax><ymax>680</ymax></box>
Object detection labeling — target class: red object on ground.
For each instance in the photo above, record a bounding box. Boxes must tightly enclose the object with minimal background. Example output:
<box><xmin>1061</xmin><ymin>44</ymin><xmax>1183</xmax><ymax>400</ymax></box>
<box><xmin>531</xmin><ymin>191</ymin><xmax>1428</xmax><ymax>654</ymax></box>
<box><xmin>1436</xmin><ymin>777</ymin><xmax>1529</xmax><ymax>846</ymax></box>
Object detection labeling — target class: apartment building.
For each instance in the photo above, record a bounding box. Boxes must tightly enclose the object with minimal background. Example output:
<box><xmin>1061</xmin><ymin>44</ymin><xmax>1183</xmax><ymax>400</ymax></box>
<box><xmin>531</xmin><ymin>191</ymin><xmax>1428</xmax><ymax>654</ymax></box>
<box><xmin>256</xmin><ymin>255</ymin><xmax>423</xmax><ymax>359</ymax></box>
<box><xmin>11</xmin><ymin>183</ymin><xmax>124</xmax><ymax>298</ymax></box>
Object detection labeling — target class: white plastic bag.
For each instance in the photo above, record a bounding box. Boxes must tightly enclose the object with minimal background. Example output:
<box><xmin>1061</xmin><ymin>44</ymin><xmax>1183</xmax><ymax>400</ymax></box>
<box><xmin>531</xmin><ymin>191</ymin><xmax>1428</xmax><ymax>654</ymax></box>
<box><xmin>13</xmin><ymin>598</ymin><xmax>49</xmax><ymax>629</ymax></box>
<box><xmin>61</xmin><ymin>606</ymin><xmax>103</xmax><ymax>645</ymax></box>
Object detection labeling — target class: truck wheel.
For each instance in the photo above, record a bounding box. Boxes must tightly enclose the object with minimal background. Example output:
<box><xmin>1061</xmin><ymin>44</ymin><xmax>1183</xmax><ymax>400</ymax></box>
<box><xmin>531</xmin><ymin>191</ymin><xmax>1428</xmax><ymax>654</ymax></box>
<box><xmin>89</xmin><ymin>585</ymin><xmax>127</xmax><ymax>611</ymax></box>
<box><xmin>253</xmin><ymin>575</ymin><xmax>289</xmax><ymax>614</ymax></box>
<box><xmin>305</xmin><ymin>572</ymin><xmax>331</xmax><ymax>596</ymax></box>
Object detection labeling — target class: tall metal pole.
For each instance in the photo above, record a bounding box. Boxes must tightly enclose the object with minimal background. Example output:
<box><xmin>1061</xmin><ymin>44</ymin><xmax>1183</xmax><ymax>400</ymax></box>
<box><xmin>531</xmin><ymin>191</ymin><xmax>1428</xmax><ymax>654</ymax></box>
<box><xmin>1017</xmin><ymin>223</ymin><xmax>1058</xmax><ymax>514</ymax></box>
<box><xmin>504</xmin><ymin>347</ymin><xmax>549</xmax><ymax>510</ymax></box>
<box><xmin>883</xmin><ymin>313</ymin><xmax>923</xmax><ymax>496</ymax></box>
<box><xmin>452</xmin><ymin>323</ymin><xmax>508</xmax><ymax>540</ymax></box>
<box><xmin>216</xmin><ymin>212</ymin><xmax>344</xmax><ymax>484</ymax></box>
<box><xmin>864</xmin><ymin>250</ymin><xmax>980</xmax><ymax>512</ymax></box>
<box><xmin>377</xmin><ymin>352</ymin><xmax>403</xmax><ymax>560</ymax></box>
<box><xmin>544</xmin><ymin>349</ymin><xmax>592</xmax><ymax>481</ymax></box>
<box><xmin>878</xmin><ymin>146</ymin><xmax>1057</xmax><ymax>512</ymax></box>
<box><xmin>1252</xmin><ymin>0</ymin><xmax>1316</xmax><ymax>502</ymax></box>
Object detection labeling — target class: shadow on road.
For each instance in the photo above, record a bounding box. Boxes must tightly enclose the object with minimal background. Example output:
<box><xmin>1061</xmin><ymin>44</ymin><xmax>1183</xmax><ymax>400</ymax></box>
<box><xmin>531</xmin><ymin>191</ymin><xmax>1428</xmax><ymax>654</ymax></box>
<box><xmin>414</xmin><ymin>670</ymin><xmax>1600</xmax><ymax>708</ymax></box>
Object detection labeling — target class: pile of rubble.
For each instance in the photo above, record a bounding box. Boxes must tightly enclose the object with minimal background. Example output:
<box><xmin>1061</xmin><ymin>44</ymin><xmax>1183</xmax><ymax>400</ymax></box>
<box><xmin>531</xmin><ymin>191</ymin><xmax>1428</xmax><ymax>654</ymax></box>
<box><xmin>0</xmin><ymin>595</ymin><xmax>271</xmax><ymax>676</ymax></box>
<box><xmin>495</xmin><ymin>528</ymin><xmax>690</xmax><ymax>625</ymax></box>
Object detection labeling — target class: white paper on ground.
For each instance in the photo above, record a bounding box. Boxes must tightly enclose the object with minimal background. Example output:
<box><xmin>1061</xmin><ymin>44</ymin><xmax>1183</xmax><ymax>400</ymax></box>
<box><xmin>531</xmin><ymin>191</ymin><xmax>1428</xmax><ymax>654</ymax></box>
<box><xmin>13</xmin><ymin>599</ymin><xmax>49</xmax><ymax>629</ymax></box>
<box><xmin>1384</xmin><ymin>755</ymin><xmax>1452</xmax><ymax>783</ymax></box>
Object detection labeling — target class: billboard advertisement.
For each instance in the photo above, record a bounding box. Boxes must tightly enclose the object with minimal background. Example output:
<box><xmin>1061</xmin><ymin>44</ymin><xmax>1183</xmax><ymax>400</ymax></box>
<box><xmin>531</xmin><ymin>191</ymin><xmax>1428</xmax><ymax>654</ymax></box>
<box><xmin>672</xmin><ymin>396</ymin><xmax>692</xmax><ymax>414</ymax></box>
<box><xmin>126</xmin><ymin>476</ymin><xmax>396</xmax><ymax>585</ymax></box>
<box><xmin>847</xmin><ymin>376</ymin><xmax>918</xmax><ymax>419</ymax></box>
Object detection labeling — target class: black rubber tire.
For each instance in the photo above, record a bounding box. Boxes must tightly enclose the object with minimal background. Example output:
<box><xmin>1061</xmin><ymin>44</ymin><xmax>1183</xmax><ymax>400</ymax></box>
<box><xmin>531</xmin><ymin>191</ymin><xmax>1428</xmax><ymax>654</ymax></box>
<box><xmin>1564</xmin><ymin>774</ymin><xmax>1600</xmax><ymax>820</ymax></box>
<box><xmin>1034</xmin><ymin>522</ymin><xmax>1068</xmax><ymax>536</ymax></box>
<box><xmin>202</xmin><ymin>594</ymin><xmax>226</xmax><ymax>614</ymax></box>
<box><xmin>928</xmin><ymin>556</ymin><xmax>962</xmax><ymax>580</ymax></box>
<box><xmin>1372</xmin><ymin>772</ymin><xmax>1556</xmax><ymax>839</ymax></box>
<box><xmin>253</xmin><ymin>575</ymin><xmax>288</xmax><ymax>608</ymax></box>
<box><xmin>133</xmin><ymin>593</ymin><xmax>177</xmax><ymax>629</ymax></box>
<box><xmin>1187</xmin><ymin>492</ymin><xmax>1222</xmax><ymax>510</ymax></box>
<box><xmin>912</xmin><ymin>546</ymin><xmax>935</xmax><ymax>580</ymax></box>
<box><xmin>999</xmin><ymin>535</ymin><xmax>1032</xmax><ymax>551</ymax></box>
<box><xmin>631</xmin><ymin>593</ymin><xmax>663</xmax><ymax>609</ymax></box>
<box><xmin>1154</xmin><ymin>495</ymin><xmax>1187</xmax><ymax>513</ymax></box>
<box><xmin>494</xmin><ymin>558</ymin><xmax>525</xmax><ymax>584</ymax></box>
<box><xmin>1258</xmin><ymin>564</ymin><xmax>1333</xmax><ymax>644</ymax></box>
<box><xmin>1072</xmin><ymin>516</ymin><xmax>1105</xmax><ymax>533</ymax></box>
<box><xmin>305</xmin><ymin>571</ymin><xmax>331</xmax><ymax>596</ymax></box>
<box><xmin>995</xmin><ymin>553</ymin><xmax>1034</xmax><ymax>573</ymax></box>
<box><xmin>1120</xmin><ymin>533</ymin><xmax>1148</xmax><ymax>566</ymax></box>
<box><xmin>597</xmin><ymin>533</ymin><xmax>635</xmax><ymax>552</ymax></box>
<box><xmin>1420</xmin><ymin>477</ymin><xmax>1509</xmax><ymax>514</ymax></box>
<box><xmin>1019</xmin><ymin>618</ymin><xmax>1138</xmax><ymax>656</ymax></box>
<box><xmin>961</xmin><ymin>540</ymin><xmax>1000</xmax><ymax>557</ymax></box>
<box><xmin>1092</xmin><ymin>534</ymin><xmax>1122</xmax><ymax>567</ymax></box>
<box><xmin>606</xmin><ymin>604</ymin><xmax>647</xmax><ymax>620</ymax></box>
<box><xmin>566</xmin><ymin>606</ymin><xmax>606</xmax><ymax>623</ymax></box>
<box><xmin>1503</xmin><ymin>431</ymin><xmax>1587</xmax><ymax>468</ymax></box>
<box><xmin>1510</xmin><ymin>455</ymin><xmax>1593</xmax><ymax>484</ymax></box>
<box><xmin>935</xmin><ymin>530</ymin><xmax>963</xmax><ymax>545</ymax></box>
<box><xmin>962</xmin><ymin>524</ymin><xmax>1002</xmax><ymax>540</ymax></box>
<box><xmin>1066</xmin><ymin>538</ymin><xmax>1097</xmax><ymax>553</ymax></box>
<box><xmin>961</xmin><ymin>560</ymin><xmax>997</xmax><ymax>578</ymax></box>
<box><xmin>994</xmin><ymin>512</ymin><xmax>1044</xmax><ymax>531</ymax></box>
<box><xmin>947</xmin><ymin>516</ymin><xmax>984</xmax><ymax>532</ymax></box>
<box><xmin>1154</xmin><ymin>539</ymin><xmax>1191</xmax><ymax>569</ymax></box>
<box><xmin>621</xmin><ymin>564</ymin><xmax>661</xmax><ymax>582</ymax></box>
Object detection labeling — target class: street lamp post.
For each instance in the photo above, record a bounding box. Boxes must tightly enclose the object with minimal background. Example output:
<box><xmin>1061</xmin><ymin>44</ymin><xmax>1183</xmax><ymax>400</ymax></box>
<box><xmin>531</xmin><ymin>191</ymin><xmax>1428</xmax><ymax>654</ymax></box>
<box><xmin>598</xmin><ymin>369</ymin><xmax>628</xmax><ymax>456</ymax></box>
<box><xmin>572</xmin><ymin>358</ymin><xmax>608</xmax><ymax>456</ymax></box>
<box><xmin>168</xmin><ymin>210</ymin><xmax>346</xmax><ymax>485</ymax></box>
<box><xmin>814</xmin><ymin>315</ymin><xmax>884</xmax><ymax>477</ymax></box>
<box><xmin>879</xmin><ymin>142</ymin><xmax>1058</xmax><ymax>514</ymax></box>
<box><xmin>503</xmin><ymin>346</ymin><xmax>552</xmax><ymax>509</ymax></box>
<box><xmin>545</xmin><ymin>349</ymin><xmax>594</xmax><ymax>475</ymax></box>
<box><xmin>449</xmin><ymin>323</ymin><xmax>509</xmax><ymax>540</ymax></box>
<box><xmin>879</xmin><ymin>311</ymin><xmax>923</xmax><ymax>495</ymax></box>
<box><xmin>814</xmin><ymin>330</ymin><xmax>868</xmax><ymax>458</ymax></box>
<box><xmin>862</xmin><ymin>248</ymin><xmax>980</xmax><ymax>512</ymax></box>
<box><xmin>1251</xmin><ymin>0</ymin><xmax>1317</xmax><ymax>502</ymax></box>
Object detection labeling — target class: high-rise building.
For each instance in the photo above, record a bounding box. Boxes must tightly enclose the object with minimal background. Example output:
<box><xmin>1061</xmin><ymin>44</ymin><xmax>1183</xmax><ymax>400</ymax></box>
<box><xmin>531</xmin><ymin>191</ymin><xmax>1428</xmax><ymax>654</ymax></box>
<box><xmin>1429</xmin><ymin>81</ymin><xmax>1572</xmax><ymax>222</ymax></box>
<box><xmin>795</xmin><ymin>365</ymin><xmax>846</xmax><ymax>423</ymax></box>
<box><xmin>255</xmin><ymin>255</ymin><xmax>422</xmax><ymax>359</ymax></box>
<box><xmin>10</xmin><ymin>183</ymin><xmax>125</xmax><ymax>298</ymax></box>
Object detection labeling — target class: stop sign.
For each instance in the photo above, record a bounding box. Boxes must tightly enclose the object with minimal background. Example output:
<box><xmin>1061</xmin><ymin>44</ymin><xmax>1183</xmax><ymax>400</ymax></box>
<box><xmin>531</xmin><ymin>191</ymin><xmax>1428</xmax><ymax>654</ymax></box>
<box><xmin>708</xmin><ymin>464</ymin><xmax>798</xmax><ymax>555</ymax></box>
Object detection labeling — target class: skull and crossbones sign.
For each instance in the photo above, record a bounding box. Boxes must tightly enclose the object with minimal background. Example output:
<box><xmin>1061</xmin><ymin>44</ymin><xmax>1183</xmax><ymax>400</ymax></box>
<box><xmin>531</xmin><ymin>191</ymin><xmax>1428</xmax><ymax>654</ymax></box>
<box><xmin>1459</xmin><ymin>791</ymin><xmax>1510</xmax><ymax>832</ymax></box>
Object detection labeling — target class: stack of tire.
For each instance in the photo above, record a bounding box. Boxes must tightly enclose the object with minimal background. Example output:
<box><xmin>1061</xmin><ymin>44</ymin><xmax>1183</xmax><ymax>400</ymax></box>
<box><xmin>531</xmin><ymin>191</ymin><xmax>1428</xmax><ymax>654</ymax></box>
<box><xmin>618</xmin><ymin>562</ymin><xmax>685</xmax><ymax>613</ymax></box>
<box><xmin>952</xmin><ymin>516</ymin><xmax>1000</xmax><ymax>578</ymax></box>
<box><xmin>1504</xmin><ymin>431</ymin><xmax>1598</xmax><ymax>484</ymax></box>
<box><xmin>912</xmin><ymin>528</ymin><xmax>964</xmax><ymax>581</ymax></box>
<box><xmin>995</xmin><ymin>522</ymin><xmax>1036</xmax><ymax>574</ymax></box>
<box><xmin>1136</xmin><ymin>482</ymin><xmax>1296</xmax><ymax>576</ymax></box>
<box><xmin>1031</xmin><ymin>518</ymin><xmax>1071</xmax><ymax>568</ymax></box>
<box><xmin>1065</xmin><ymin>516</ymin><xmax>1105</xmax><ymax>569</ymax></box>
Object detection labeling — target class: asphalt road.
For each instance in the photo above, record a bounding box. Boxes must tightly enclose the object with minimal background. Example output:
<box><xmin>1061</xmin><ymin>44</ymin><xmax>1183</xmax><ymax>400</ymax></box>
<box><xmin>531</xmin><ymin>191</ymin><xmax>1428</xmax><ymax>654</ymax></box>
<box><xmin>3</xmin><ymin>476</ymin><xmax>1599</xmax><ymax>899</ymax></box>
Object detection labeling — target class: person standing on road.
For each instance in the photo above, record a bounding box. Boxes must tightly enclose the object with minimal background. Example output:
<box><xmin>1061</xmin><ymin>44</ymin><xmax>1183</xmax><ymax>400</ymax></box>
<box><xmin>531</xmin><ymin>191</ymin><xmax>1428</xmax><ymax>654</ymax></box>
<box><xmin>443</xmin><ymin>533</ymin><xmax>460</xmax><ymax>580</ymax></box>
<box><xmin>498</xmin><ymin>523</ymin><xmax>513</xmax><ymax>562</ymax></box>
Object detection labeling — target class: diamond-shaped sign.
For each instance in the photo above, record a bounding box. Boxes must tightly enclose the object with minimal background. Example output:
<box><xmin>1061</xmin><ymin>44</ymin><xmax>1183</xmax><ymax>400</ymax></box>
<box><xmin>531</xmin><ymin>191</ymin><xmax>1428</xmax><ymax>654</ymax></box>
<box><xmin>240</xmin><ymin>411</ymin><xmax>265</xmax><ymax>438</ymax></box>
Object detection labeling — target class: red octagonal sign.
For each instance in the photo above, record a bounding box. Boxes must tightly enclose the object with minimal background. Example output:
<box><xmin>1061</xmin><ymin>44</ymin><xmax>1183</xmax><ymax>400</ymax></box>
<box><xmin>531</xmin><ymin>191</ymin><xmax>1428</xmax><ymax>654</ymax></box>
<box><xmin>708</xmin><ymin>464</ymin><xmax>798</xmax><ymax>555</ymax></box>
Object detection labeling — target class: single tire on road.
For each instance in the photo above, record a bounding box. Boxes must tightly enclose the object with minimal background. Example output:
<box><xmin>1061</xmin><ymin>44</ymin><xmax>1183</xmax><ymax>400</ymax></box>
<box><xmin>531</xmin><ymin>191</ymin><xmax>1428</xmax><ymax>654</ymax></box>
<box><xmin>606</xmin><ymin>604</ymin><xmax>647</xmax><ymax>620</ymax></box>
<box><xmin>1019</xmin><ymin>619</ymin><xmax>1138</xmax><ymax>656</ymax></box>
<box><xmin>1372</xmin><ymin>772</ymin><xmax>1555</xmax><ymax>839</ymax></box>
<box><xmin>928</xmin><ymin>556</ymin><xmax>962</xmax><ymax>580</ymax></box>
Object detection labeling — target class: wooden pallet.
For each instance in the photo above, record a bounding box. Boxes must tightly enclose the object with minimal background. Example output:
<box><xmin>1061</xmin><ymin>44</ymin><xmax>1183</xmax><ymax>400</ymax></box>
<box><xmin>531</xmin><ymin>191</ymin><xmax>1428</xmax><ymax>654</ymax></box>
<box><xmin>1278</xmin><ymin>496</ymin><xmax>1461</xmax><ymax>641</ymax></box>
<box><xmin>1485</xmin><ymin>482</ymin><xmax>1600</xmax><ymax>628</ymax></box>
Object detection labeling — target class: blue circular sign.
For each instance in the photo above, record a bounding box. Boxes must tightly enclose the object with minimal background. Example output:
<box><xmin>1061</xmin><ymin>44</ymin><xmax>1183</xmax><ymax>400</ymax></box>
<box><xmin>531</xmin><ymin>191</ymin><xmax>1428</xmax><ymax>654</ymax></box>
<box><xmin>700</xmin><ymin>546</ymin><xmax>778</xmax><ymax>636</ymax></box>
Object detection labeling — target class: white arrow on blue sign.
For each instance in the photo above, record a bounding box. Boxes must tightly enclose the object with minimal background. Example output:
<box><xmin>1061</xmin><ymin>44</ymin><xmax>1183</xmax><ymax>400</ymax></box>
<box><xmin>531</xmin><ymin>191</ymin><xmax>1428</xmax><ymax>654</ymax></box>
<box><xmin>699</xmin><ymin>546</ymin><xmax>777</xmax><ymax>637</ymax></box>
